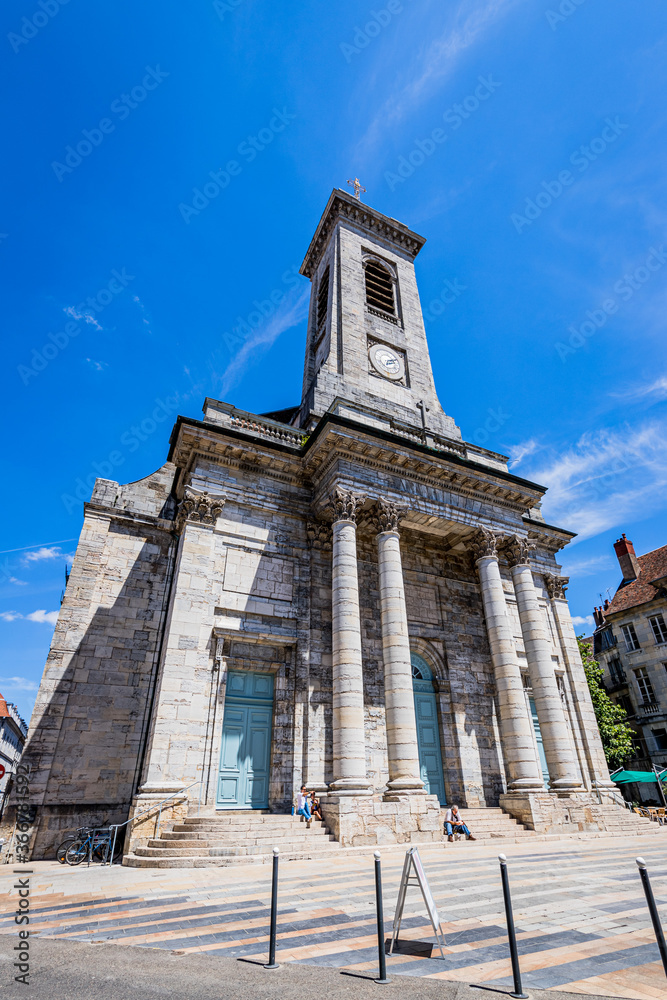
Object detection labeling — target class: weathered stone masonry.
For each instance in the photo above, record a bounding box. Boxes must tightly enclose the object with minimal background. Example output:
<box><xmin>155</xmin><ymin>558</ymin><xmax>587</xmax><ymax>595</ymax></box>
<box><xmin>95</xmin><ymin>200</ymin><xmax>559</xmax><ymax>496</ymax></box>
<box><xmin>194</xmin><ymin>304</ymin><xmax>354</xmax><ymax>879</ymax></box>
<box><xmin>9</xmin><ymin>189</ymin><xmax>616</xmax><ymax>858</ymax></box>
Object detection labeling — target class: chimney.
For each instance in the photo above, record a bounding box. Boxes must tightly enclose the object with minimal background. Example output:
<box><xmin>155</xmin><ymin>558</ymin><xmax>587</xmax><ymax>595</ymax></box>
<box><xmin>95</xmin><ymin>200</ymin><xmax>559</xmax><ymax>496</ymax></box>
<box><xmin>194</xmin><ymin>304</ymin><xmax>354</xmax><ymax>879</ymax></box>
<box><xmin>613</xmin><ymin>533</ymin><xmax>640</xmax><ymax>582</ymax></box>
<box><xmin>593</xmin><ymin>606</ymin><xmax>605</xmax><ymax>628</ymax></box>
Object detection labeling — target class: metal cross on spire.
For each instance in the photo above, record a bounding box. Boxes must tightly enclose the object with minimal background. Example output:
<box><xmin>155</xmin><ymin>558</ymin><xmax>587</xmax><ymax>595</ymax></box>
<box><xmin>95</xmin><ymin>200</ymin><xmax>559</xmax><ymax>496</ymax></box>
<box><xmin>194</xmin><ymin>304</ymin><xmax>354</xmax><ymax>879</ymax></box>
<box><xmin>347</xmin><ymin>177</ymin><xmax>367</xmax><ymax>201</ymax></box>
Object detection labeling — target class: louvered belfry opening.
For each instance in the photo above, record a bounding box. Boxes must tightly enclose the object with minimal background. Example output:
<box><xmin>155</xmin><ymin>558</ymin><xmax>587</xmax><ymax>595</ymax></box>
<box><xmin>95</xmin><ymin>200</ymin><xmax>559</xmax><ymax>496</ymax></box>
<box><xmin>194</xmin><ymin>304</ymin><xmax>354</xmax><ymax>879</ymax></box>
<box><xmin>364</xmin><ymin>259</ymin><xmax>395</xmax><ymax>315</ymax></box>
<box><xmin>317</xmin><ymin>265</ymin><xmax>330</xmax><ymax>330</ymax></box>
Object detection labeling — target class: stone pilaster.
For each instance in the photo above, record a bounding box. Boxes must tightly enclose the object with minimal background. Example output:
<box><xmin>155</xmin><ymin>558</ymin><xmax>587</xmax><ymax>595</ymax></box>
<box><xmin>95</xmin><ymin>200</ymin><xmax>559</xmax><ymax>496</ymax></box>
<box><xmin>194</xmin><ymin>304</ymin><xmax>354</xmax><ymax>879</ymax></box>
<box><xmin>505</xmin><ymin>537</ymin><xmax>581</xmax><ymax>793</ymax></box>
<box><xmin>371</xmin><ymin>500</ymin><xmax>424</xmax><ymax>798</ymax></box>
<box><xmin>544</xmin><ymin>574</ymin><xmax>615</xmax><ymax>791</ymax></box>
<box><xmin>327</xmin><ymin>488</ymin><xmax>371</xmax><ymax>795</ymax></box>
<box><xmin>470</xmin><ymin>528</ymin><xmax>544</xmax><ymax>792</ymax></box>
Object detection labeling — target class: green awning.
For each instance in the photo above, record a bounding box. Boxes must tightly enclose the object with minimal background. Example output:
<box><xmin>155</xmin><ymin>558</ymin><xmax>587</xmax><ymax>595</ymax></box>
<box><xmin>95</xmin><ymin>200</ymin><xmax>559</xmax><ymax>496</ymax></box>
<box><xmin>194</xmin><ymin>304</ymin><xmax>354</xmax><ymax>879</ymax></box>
<box><xmin>611</xmin><ymin>769</ymin><xmax>667</xmax><ymax>784</ymax></box>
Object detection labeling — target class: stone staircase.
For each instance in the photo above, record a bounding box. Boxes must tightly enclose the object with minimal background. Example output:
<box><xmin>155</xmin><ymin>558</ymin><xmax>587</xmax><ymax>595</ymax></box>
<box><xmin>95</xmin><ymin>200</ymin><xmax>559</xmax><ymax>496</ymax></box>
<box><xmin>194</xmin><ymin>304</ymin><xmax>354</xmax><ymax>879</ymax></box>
<box><xmin>123</xmin><ymin>802</ymin><xmax>665</xmax><ymax>868</ymax></box>
<box><xmin>124</xmin><ymin>811</ymin><xmax>343</xmax><ymax>868</ymax></box>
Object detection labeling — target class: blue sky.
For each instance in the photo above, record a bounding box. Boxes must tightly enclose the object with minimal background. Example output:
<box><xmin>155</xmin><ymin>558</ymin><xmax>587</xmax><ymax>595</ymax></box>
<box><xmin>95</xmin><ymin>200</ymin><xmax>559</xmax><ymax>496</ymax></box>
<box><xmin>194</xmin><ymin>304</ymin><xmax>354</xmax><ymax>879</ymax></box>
<box><xmin>2</xmin><ymin>0</ymin><xmax>666</xmax><ymax>721</ymax></box>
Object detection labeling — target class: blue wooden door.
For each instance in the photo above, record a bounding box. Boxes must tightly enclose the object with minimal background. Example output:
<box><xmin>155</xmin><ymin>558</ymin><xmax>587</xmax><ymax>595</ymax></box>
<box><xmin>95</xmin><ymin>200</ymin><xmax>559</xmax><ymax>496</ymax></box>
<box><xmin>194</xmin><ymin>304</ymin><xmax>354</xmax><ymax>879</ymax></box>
<box><xmin>217</xmin><ymin>671</ymin><xmax>274</xmax><ymax>809</ymax></box>
<box><xmin>411</xmin><ymin>654</ymin><xmax>447</xmax><ymax>805</ymax></box>
<box><xmin>529</xmin><ymin>696</ymin><xmax>549</xmax><ymax>788</ymax></box>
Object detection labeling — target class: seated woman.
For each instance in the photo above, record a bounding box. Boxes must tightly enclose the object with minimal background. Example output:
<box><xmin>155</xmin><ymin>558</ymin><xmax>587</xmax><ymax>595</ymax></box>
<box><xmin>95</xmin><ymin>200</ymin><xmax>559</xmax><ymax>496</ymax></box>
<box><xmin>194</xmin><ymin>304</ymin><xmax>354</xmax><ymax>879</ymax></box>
<box><xmin>443</xmin><ymin>804</ymin><xmax>476</xmax><ymax>842</ymax></box>
<box><xmin>310</xmin><ymin>792</ymin><xmax>323</xmax><ymax>822</ymax></box>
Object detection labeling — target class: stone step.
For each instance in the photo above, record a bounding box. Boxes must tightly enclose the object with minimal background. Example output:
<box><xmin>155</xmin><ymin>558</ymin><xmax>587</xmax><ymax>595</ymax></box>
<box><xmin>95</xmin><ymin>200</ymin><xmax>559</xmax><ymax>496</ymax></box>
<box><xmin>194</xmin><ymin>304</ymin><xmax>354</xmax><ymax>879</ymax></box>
<box><xmin>147</xmin><ymin>833</ymin><xmax>336</xmax><ymax>850</ymax></box>
<box><xmin>135</xmin><ymin>840</ymin><xmax>344</xmax><ymax>858</ymax></box>
<box><xmin>162</xmin><ymin>827</ymin><xmax>332</xmax><ymax>843</ymax></box>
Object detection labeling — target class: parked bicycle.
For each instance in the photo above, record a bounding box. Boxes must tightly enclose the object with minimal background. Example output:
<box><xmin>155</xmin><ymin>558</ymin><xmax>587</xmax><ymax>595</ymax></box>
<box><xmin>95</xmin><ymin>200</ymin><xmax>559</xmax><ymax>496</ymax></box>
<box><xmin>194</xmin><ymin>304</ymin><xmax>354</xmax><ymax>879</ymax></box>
<box><xmin>63</xmin><ymin>828</ymin><xmax>122</xmax><ymax>866</ymax></box>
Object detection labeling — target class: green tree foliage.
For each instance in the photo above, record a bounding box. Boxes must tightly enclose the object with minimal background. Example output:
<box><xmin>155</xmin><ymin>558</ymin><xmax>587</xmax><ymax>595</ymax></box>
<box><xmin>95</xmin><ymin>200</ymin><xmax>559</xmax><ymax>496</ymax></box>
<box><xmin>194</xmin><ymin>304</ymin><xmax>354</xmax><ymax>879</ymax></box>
<box><xmin>578</xmin><ymin>636</ymin><xmax>635</xmax><ymax>770</ymax></box>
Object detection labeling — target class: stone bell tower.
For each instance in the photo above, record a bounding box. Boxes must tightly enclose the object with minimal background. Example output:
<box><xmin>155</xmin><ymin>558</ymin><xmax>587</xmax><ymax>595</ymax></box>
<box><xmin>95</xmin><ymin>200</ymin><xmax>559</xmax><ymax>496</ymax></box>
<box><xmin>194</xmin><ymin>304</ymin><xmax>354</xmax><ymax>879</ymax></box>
<box><xmin>296</xmin><ymin>188</ymin><xmax>461</xmax><ymax>443</ymax></box>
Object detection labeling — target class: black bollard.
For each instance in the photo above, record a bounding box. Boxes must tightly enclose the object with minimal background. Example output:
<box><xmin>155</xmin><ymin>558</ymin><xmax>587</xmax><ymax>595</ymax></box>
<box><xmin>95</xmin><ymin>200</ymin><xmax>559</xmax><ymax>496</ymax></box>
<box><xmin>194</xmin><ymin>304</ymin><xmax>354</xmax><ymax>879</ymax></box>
<box><xmin>264</xmin><ymin>847</ymin><xmax>280</xmax><ymax>970</ymax></box>
<box><xmin>636</xmin><ymin>857</ymin><xmax>667</xmax><ymax>977</ymax></box>
<box><xmin>498</xmin><ymin>854</ymin><xmax>528</xmax><ymax>999</ymax></box>
<box><xmin>373</xmin><ymin>851</ymin><xmax>390</xmax><ymax>984</ymax></box>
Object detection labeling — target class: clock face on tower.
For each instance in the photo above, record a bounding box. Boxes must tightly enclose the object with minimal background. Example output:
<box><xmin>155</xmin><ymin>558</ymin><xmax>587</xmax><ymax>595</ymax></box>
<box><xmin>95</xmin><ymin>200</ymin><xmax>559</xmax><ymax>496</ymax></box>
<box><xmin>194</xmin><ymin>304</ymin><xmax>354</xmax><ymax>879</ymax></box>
<box><xmin>368</xmin><ymin>342</ymin><xmax>405</xmax><ymax>382</ymax></box>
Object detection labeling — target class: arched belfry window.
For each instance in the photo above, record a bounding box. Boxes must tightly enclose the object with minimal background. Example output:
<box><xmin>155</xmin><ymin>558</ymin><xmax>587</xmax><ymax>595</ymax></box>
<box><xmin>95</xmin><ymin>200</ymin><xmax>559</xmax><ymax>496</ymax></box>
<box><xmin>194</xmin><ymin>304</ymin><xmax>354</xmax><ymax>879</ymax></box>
<box><xmin>364</xmin><ymin>258</ymin><xmax>395</xmax><ymax>316</ymax></box>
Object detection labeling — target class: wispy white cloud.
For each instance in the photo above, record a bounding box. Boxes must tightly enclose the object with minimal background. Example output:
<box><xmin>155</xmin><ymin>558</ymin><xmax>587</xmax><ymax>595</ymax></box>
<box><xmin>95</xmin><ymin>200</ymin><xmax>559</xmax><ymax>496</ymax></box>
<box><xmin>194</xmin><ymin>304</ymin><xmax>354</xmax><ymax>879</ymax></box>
<box><xmin>521</xmin><ymin>421</ymin><xmax>667</xmax><ymax>542</ymax></box>
<box><xmin>26</xmin><ymin>610</ymin><xmax>59</xmax><ymax>625</ymax></box>
<box><xmin>560</xmin><ymin>553</ymin><xmax>614</xmax><ymax>578</ymax></box>
<box><xmin>508</xmin><ymin>437</ymin><xmax>540</xmax><ymax>469</ymax></box>
<box><xmin>85</xmin><ymin>358</ymin><xmax>108</xmax><ymax>372</ymax></box>
<box><xmin>571</xmin><ymin>614</ymin><xmax>595</xmax><ymax>627</ymax></box>
<box><xmin>0</xmin><ymin>675</ymin><xmax>38</xmax><ymax>692</ymax></box>
<box><xmin>132</xmin><ymin>295</ymin><xmax>154</xmax><ymax>335</ymax></box>
<box><xmin>9</xmin><ymin>577</ymin><xmax>27</xmax><ymax>586</ymax></box>
<box><xmin>22</xmin><ymin>546</ymin><xmax>63</xmax><ymax>564</ymax></box>
<box><xmin>0</xmin><ymin>609</ymin><xmax>59</xmax><ymax>625</ymax></box>
<box><xmin>611</xmin><ymin>374</ymin><xmax>667</xmax><ymax>403</ymax></box>
<box><xmin>64</xmin><ymin>304</ymin><xmax>102</xmax><ymax>332</ymax></box>
<box><xmin>356</xmin><ymin>0</ymin><xmax>522</xmax><ymax>158</ymax></box>
<box><xmin>216</xmin><ymin>287</ymin><xmax>309</xmax><ymax>397</ymax></box>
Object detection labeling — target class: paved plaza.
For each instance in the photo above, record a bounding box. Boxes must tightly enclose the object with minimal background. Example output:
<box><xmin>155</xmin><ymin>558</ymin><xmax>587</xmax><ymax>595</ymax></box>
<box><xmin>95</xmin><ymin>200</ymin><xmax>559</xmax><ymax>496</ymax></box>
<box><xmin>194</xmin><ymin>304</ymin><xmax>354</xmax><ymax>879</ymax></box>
<box><xmin>2</xmin><ymin>835</ymin><xmax>666</xmax><ymax>999</ymax></box>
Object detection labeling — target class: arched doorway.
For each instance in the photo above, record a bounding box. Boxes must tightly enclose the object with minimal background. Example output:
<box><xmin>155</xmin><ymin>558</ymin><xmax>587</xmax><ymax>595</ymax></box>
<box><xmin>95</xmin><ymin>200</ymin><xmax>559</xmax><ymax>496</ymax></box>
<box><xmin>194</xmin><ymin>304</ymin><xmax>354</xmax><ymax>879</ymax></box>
<box><xmin>411</xmin><ymin>653</ymin><xmax>446</xmax><ymax>804</ymax></box>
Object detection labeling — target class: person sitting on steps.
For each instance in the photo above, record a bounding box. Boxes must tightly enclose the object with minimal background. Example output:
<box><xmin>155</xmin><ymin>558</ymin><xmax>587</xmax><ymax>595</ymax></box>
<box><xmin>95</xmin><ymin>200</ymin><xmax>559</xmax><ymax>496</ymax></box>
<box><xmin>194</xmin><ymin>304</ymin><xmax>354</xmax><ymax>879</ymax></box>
<box><xmin>444</xmin><ymin>804</ymin><xmax>476</xmax><ymax>842</ymax></box>
<box><xmin>296</xmin><ymin>784</ymin><xmax>312</xmax><ymax>828</ymax></box>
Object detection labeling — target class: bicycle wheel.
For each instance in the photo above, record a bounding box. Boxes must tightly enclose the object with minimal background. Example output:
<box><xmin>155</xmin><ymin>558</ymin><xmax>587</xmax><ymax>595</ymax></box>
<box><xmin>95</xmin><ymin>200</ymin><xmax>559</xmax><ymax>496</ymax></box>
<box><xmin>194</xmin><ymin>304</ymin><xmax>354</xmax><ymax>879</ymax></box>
<box><xmin>65</xmin><ymin>840</ymin><xmax>88</xmax><ymax>865</ymax></box>
<box><xmin>56</xmin><ymin>839</ymin><xmax>75</xmax><ymax>864</ymax></box>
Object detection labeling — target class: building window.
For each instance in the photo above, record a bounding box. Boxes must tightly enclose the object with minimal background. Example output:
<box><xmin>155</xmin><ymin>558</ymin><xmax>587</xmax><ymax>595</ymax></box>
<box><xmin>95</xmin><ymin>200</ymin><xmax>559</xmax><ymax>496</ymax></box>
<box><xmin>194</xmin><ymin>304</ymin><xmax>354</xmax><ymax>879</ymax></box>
<box><xmin>651</xmin><ymin>728</ymin><xmax>667</xmax><ymax>752</ymax></box>
<box><xmin>617</xmin><ymin>693</ymin><xmax>635</xmax><ymax>717</ymax></box>
<box><xmin>634</xmin><ymin>667</ymin><xmax>656</xmax><ymax>704</ymax></box>
<box><xmin>608</xmin><ymin>657</ymin><xmax>626</xmax><ymax>686</ymax></box>
<box><xmin>648</xmin><ymin>614</ymin><xmax>667</xmax><ymax>645</ymax></box>
<box><xmin>621</xmin><ymin>622</ymin><xmax>640</xmax><ymax>651</ymax></box>
<box><xmin>316</xmin><ymin>265</ymin><xmax>330</xmax><ymax>331</ymax></box>
<box><xmin>364</xmin><ymin>258</ymin><xmax>395</xmax><ymax>316</ymax></box>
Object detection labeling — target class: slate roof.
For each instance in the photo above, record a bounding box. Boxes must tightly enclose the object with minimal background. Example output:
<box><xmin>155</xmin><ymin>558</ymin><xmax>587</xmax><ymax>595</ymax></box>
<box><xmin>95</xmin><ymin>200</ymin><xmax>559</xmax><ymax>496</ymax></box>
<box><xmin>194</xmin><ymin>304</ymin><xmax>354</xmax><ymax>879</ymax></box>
<box><xmin>606</xmin><ymin>543</ymin><xmax>667</xmax><ymax>615</ymax></box>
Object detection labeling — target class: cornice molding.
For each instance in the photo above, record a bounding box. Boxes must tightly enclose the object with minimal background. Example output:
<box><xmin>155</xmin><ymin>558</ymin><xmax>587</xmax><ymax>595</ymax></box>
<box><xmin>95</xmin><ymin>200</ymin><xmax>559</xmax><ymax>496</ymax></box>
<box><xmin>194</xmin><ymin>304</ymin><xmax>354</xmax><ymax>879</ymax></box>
<box><xmin>300</xmin><ymin>189</ymin><xmax>426</xmax><ymax>279</ymax></box>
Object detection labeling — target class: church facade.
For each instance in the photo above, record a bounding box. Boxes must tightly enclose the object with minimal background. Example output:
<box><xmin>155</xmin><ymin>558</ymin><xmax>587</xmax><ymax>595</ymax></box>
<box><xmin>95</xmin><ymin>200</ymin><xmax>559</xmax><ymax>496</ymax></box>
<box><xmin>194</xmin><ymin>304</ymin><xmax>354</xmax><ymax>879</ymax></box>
<box><xmin>13</xmin><ymin>190</ymin><xmax>617</xmax><ymax>859</ymax></box>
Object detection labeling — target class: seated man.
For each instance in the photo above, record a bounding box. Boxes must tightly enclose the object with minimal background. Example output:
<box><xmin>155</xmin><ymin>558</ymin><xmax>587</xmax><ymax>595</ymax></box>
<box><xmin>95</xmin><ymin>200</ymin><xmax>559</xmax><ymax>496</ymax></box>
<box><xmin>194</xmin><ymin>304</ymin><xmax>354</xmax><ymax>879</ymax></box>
<box><xmin>444</xmin><ymin>804</ymin><xmax>476</xmax><ymax>842</ymax></box>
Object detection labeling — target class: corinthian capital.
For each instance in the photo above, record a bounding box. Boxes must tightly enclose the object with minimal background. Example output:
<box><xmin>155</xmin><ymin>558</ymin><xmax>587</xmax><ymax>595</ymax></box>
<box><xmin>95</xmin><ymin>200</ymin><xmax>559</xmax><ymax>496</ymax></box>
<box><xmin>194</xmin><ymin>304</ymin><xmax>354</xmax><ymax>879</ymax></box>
<box><xmin>543</xmin><ymin>573</ymin><xmax>569</xmax><ymax>600</ymax></box>
<box><xmin>469</xmin><ymin>527</ymin><xmax>500</xmax><ymax>561</ymax></box>
<box><xmin>177</xmin><ymin>489</ymin><xmax>225</xmax><ymax>530</ymax></box>
<box><xmin>328</xmin><ymin>488</ymin><xmax>365</xmax><ymax>524</ymax></box>
<box><xmin>370</xmin><ymin>499</ymin><xmax>407</xmax><ymax>535</ymax></box>
<box><xmin>503</xmin><ymin>534</ymin><xmax>535</xmax><ymax>568</ymax></box>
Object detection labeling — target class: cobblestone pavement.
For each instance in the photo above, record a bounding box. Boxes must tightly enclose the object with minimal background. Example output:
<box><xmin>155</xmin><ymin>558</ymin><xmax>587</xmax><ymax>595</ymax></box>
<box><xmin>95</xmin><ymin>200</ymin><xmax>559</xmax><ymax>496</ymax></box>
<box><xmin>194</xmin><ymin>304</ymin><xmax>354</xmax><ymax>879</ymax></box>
<box><xmin>2</xmin><ymin>835</ymin><xmax>666</xmax><ymax>999</ymax></box>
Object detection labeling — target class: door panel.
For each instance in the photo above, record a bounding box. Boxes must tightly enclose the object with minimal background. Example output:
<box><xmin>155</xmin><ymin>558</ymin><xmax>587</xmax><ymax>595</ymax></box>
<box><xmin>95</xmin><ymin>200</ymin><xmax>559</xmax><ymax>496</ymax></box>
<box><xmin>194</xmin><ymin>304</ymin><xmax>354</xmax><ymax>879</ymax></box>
<box><xmin>413</xmin><ymin>688</ymin><xmax>447</xmax><ymax>805</ymax></box>
<box><xmin>217</xmin><ymin>671</ymin><xmax>274</xmax><ymax>810</ymax></box>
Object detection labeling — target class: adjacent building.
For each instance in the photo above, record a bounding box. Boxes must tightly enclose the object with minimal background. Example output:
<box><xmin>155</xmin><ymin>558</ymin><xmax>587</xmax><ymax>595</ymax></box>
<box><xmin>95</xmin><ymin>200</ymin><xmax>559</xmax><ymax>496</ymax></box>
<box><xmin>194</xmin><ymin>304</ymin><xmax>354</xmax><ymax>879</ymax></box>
<box><xmin>9</xmin><ymin>189</ymin><xmax>625</xmax><ymax>861</ymax></box>
<box><xmin>592</xmin><ymin>534</ymin><xmax>667</xmax><ymax>801</ymax></box>
<box><xmin>0</xmin><ymin>695</ymin><xmax>28</xmax><ymax>821</ymax></box>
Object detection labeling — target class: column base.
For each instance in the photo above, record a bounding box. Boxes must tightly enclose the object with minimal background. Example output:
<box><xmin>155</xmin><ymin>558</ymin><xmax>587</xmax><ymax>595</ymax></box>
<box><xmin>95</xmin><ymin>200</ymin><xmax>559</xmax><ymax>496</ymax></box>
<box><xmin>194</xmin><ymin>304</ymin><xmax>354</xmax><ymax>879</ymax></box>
<box><xmin>384</xmin><ymin>777</ymin><xmax>426</xmax><ymax>800</ymax></box>
<box><xmin>320</xmin><ymin>792</ymin><xmax>442</xmax><ymax>847</ymax></box>
<box><xmin>500</xmin><ymin>790</ymin><xmax>625</xmax><ymax>834</ymax></box>
<box><xmin>327</xmin><ymin>778</ymin><xmax>373</xmax><ymax>796</ymax></box>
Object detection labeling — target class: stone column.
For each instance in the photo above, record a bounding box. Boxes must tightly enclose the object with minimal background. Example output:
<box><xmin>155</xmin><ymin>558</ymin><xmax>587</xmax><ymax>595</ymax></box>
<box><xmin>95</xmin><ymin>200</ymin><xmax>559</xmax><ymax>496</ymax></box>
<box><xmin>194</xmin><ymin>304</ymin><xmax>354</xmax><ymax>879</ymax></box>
<box><xmin>372</xmin><ymin>501</ymin><xmax>424</xmax><ymax>797</ymax></box>
<box><xmin>471</xmin><ymin>528</ymin><xmax>544</xmax><ymax>792</ymax></box>
<box><xmin>505</xmin><ymin>538</ymin><xmax>581</xmax><ymax>793</ymax></box>
<box><xmin>328</xmin><ymin>489</ymin><xmax>371</xmax><ymax>795</ymax></box>
<box><xmin>544</xmin><ymin>574</ymin><xmax>615</xmax><ymax>791</ymax></box>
